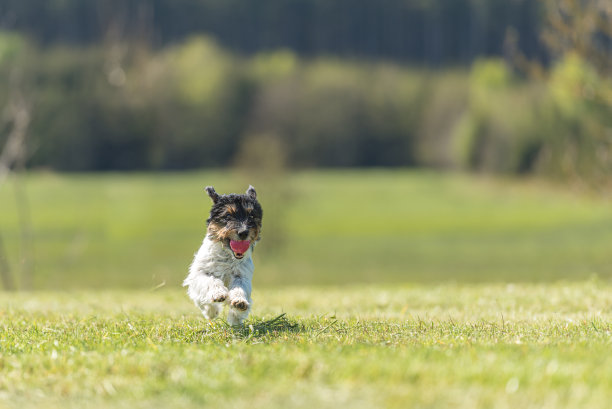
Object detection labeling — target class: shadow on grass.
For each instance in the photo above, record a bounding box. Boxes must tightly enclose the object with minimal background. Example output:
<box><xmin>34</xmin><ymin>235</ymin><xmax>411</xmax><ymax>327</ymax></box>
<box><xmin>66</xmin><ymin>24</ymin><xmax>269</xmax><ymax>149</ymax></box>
<box><xmin>234</xmin><ymin>313</ymin><xmax>302</xmax><ymax>340</ymax></box>
<box><xmin>189</xmin><ymin>313</ymin><xmax>302</xmax><ymax>343</ymax></box>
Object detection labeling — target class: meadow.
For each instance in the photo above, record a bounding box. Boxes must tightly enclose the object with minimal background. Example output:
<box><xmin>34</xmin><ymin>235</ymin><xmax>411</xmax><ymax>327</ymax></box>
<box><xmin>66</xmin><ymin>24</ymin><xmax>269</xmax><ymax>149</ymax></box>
<box><xmin>0</xmin><ymin>170</ymin><xmax>611</xmax><ymax>289</ymax></box>
<box><xmin>1</xmin><ymin>170</ymin><xmax>612</xmax><ymax>408</ymax></box>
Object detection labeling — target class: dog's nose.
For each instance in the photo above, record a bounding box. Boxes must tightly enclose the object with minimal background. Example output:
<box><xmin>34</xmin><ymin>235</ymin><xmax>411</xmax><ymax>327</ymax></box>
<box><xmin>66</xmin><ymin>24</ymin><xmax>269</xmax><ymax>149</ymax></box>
<box><xmin>238</xmin><ymin>230</ymin><xmax>249</xmax><ymax>240</ymax></box>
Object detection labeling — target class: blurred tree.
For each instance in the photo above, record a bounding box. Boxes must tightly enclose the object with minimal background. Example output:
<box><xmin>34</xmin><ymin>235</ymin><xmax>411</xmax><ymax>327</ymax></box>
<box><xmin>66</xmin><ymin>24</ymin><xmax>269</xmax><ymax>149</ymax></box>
<box><xmin>538</xmin><ymin>0</ymin><xmax>612</xmax><ymax>185</ymax></box>
<box><xmin>543</xmin><ymin>0</ymin><xmax>612</xmax><ymax>76</ymax></box>
<box><xmin>543</xmin><ymin>53</ymin><xmax>612</xmax><ymax>184</ymax></box>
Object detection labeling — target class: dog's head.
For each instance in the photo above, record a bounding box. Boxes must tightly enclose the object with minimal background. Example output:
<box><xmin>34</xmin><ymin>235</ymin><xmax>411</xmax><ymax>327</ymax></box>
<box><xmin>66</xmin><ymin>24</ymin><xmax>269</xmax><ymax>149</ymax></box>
<box><xmin>205</xmin><ymin>185</ymin><xmax>263</xmax><ymax>259</ymax></box>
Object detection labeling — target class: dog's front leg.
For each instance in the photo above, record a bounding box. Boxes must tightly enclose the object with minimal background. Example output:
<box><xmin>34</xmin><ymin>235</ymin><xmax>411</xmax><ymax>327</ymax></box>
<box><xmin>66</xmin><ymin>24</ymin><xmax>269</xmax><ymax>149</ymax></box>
<box><xmin>227</xmin><ymin>276</ymin><xmax>252</xmax><ymax>326</ymax></box>
<box><xmin>184</xmin><ymin>273</ymin><xmax>228</xmax><ymax>320</ymax></box>
<box><xmin>186</xmin><ymin>274</ymin><xmax>228</xmax><ymax>304</ymax></box>
<box><xmin>205</xmin><ymin>275</ymin><xmax>230</xmax><ymax>303</ymax></box>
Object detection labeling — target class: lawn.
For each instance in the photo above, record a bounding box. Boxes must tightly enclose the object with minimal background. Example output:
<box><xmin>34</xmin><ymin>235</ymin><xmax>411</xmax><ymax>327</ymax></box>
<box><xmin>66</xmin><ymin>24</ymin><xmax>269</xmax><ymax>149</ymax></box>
<box><xmin>0</xmin><ymin>170</ymin><xmax>611</xmax><ymax>289</ymax></box>
<box><xmin>1</xmin><ymin>170</ymin><xmax>611</xmax><ymax>408</ymax></box>
<box><xmin>1</xmin><ymin>283</ymin><xmax>612</xmax><ymax>409</ymax></box>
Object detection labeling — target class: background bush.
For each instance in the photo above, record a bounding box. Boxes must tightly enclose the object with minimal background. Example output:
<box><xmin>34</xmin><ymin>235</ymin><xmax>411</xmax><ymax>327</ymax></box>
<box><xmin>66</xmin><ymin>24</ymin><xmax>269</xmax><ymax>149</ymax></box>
<box><xmin>0</xmin><ymin>0</ymin><xmax>611</xmax><ymax>183</ymax></box>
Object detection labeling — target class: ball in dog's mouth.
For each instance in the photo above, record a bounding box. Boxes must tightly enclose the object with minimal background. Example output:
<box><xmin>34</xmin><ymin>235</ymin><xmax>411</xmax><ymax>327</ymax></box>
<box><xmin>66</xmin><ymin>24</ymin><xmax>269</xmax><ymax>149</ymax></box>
<box><xmin>229</xmin><ymin>240</ymin><xmax>251</xmax><ymax>259</ymax></box>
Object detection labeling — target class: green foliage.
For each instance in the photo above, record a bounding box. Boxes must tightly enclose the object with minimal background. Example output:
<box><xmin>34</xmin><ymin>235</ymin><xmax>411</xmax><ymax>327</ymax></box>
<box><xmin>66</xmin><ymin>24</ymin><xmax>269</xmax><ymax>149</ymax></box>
<box><xmin>415</xmin><ymin>71</ymin><xmax>469</xmax><ymax>167</ymax></box>
<box><xmin>1</xmin><ymin>283</ymin><xmax>612</xmax><ymax>408</ymax></box>
<box><xmin>249</xmin><ymin>50</ymin><xmax>299</xmax><ymax>83</ymax></box>
<box><xmin>281</xmin><ymin>60</ymin><xmax>425</xmax><ymax>166</ymax></box>
<box><xmin>549</xmin><ymin>53</ymin><xmax>601</xmax><ymax>118</ymax></box>
<box><xmin>0</xmin><ymin>31</ymin><xmax>27</xmax><ymax>67</ymax></box>
<box><xmin>536</xmin><ymin>53</ymin><xmax>612</xmax><ymax>182</ymax></box>
<box><xmin>453</xmin><ymin>60</ymin><xmax>546</xmax><ymax>174</ymax></box>
<box><xmin>29</xmin><ymin>46</ymin><xmax>154</xmax><ymax>170</ymax></box>
<box><xmin>471</xmin><ymin>58</ymin><xmax>513</xmax><ymax>92</ymax></box>
<box><xmin>168</xmin><ymin>37</ymin><xmax>232</xmax><ymax>106</ymax></box>
<box><xmin>2</xmin><ymin>31</ymin><xmax>611</xmax><ymax>181</ymax></box>
<box><xmin>10</xmin><ymin>35</ymin><xmax>429</xmax><ymax>170</ymax></box>
<box><xmin>159</xmin><ymin>37</ymin><xmax>249</xmax><ymax>168</ymax></box>
<box><xmin>449</xmin><ymin>56</ymin><xmax>612</xmax><ymax>182</ymax></box>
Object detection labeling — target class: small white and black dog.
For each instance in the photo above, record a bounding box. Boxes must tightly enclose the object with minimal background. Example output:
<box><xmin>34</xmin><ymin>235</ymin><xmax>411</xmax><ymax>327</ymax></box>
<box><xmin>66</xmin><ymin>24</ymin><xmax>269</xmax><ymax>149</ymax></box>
<box><xmin>183</xmin><ymin>185</ymin><xmax>263</xmax><ymax>326</ymax></box>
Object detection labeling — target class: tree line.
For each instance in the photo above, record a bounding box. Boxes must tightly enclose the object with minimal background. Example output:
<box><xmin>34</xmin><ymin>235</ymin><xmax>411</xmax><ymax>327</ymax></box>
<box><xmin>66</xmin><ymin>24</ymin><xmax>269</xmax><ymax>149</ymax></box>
<box><xmin>0</xmin><ymin>0</ymin><xmax>610</xmax><ymax>183</ymax></box>
<box><xmin>2</xmin><ymin>0</ymin><xmax>545</xmax><ymax>64</ymax></box>
<box><xmin>0</xmin><ymin>33</ymin><xmax>610</xmax><ymax>182</ymax></box>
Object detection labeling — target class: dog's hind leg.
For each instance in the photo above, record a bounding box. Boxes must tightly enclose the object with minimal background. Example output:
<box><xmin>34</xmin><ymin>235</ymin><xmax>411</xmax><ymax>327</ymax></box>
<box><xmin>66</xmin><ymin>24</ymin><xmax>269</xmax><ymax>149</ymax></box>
<box><xmin>227</xmin><ymin>305</ymin><xmax>250</xmax><ymax>326</ymax></box>
<box><xmin>201</xmin><ymin>302</ymin><xmax>222</xmax><ymax>320</ymax></box>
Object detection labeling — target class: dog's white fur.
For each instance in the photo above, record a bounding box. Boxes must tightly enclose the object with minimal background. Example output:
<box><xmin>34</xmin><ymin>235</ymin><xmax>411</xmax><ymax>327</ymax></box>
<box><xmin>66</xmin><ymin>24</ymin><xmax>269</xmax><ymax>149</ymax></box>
<box><xmin>183</xmin><ymin>235</ymin><xmax>254</xmax><ymax>326</ymax></box>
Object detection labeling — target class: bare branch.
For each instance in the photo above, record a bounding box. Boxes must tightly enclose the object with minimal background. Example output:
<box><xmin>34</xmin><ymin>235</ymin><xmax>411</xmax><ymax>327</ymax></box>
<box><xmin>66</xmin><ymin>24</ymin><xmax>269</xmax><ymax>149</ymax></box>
<box><xmin>0</xmin><ymin>77</ymin><xmax>32</xmax><ymax>291</ymax></box>
<box><xmin>0</xmin><ymin>90</ymin><xmax>30</xmax><ymax>187</ymax></box>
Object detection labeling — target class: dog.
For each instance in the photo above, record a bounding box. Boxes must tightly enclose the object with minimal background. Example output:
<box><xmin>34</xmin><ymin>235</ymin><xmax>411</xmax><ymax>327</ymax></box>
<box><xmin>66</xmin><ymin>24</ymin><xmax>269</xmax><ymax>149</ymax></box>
<box><xmin>183</xmin><ymin>185</ymin><xmax>263</xmax><ymax>326</ymax></box>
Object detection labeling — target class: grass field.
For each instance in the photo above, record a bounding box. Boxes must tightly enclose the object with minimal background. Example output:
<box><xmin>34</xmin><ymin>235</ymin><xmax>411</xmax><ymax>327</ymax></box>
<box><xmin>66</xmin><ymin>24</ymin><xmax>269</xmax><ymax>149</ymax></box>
<box><xmin>0</xmin><ymin>170</ymin><xmax>611</xmax><ymax>289</ymax></box>
<box><xmin>1</xmin><ymin>170</ymin><xmax>612</xmax><ymax>408</ymax></box>
<box><xmin>1</xmin><ymin>283</ymin><xmax>612</xmax><ymax>409</ymax></box>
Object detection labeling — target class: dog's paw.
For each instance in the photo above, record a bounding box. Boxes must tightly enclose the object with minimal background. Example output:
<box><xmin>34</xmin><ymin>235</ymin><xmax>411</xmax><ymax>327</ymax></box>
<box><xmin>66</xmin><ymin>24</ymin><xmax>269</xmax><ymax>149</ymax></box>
<box><xmin>210</xmin><ymin>288</ymin><xmax>228</xmax><ymax>303</ymax></box>
<box><xmin>230</xmin><ymin>298</ymin><xmax>250</xmax><ymax>311</ymax></box>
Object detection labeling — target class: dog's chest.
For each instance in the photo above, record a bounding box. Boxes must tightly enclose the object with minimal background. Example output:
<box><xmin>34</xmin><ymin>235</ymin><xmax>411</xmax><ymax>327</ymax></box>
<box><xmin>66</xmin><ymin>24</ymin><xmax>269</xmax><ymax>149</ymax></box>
<box><xmin>197</xmin><ymin>238</ymin><xmax>254</xmax><ymax>283</ymax></box>
<box><xmin>212</xmin><ymin>257</ymin><xmax>254</xmax><ymax>285</ymax></box>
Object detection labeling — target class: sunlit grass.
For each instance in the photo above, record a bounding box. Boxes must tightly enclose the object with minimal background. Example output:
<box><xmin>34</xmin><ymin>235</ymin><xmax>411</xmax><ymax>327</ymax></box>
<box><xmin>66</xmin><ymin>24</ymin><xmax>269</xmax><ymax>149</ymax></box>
<box><xmin>1</xmin><ymin>283</ymin><xmax>612</xmax><ymax>408</ymax></box>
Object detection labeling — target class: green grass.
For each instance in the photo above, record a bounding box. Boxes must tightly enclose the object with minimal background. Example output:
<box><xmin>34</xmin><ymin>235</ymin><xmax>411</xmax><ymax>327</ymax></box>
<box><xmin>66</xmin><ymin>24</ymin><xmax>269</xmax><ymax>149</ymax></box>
<box><xmin>0</xmin><ymin>170</ymin><xmax>611</xmax><ymax>289</ymax></box>
<box><xmin>2</xmin><ymin>283</ymin><xmax>612</xmax><ymax>409</ymax></box>
<box><xmin>2</xmin><ymin>171</ymin><xmax>612</xmax><ymax>407</ymax></box>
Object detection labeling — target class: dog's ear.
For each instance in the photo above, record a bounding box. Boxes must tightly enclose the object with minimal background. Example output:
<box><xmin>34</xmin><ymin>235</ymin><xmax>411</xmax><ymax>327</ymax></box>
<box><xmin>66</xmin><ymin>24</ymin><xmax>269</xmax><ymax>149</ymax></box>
<box><xmin>205</xmin><ymin>186</ymin><xmax>220</xmax><ymax>203</ymax></box>
<box><xmin>246</xmin><ymin>185</ymin><xmax>257</xmax><ymax>200</ymax></box>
